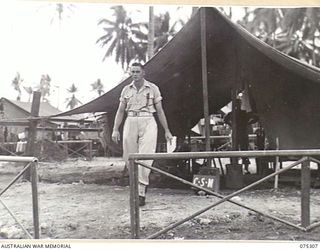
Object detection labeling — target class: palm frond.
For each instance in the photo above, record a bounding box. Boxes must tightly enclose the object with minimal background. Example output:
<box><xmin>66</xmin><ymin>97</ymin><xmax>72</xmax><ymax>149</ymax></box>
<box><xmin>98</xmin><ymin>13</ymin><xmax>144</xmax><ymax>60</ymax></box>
<box><xmin>97</xmin><ymin>18</ymin><xmax>115</xmax><ymax>26</ymax></box>
<box><xmin>281</xmin><ymin>8</ymin><xmax>306</xmax><ymax>34</ymax></box>
<box><xmin>105</xmin><ymin>38</ymin><xmax>117</xmax><ymax>58</ymax></box>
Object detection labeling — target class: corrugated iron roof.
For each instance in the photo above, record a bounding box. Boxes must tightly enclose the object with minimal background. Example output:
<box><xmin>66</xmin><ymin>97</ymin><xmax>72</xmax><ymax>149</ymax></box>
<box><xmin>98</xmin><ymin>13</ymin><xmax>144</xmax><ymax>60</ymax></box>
<box><xmin>9</xmin><ymin>99</ymin><xmax>61</xmax><ymax>116</ymax></box>
<box><xmin>1</xmin><ymin>98</ymin><xmax>86</xmax><ymax>121</ymax></box>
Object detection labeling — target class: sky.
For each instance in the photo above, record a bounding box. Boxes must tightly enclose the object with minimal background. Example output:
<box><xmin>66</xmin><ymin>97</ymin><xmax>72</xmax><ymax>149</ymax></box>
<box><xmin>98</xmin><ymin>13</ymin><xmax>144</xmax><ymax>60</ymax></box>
<box><xmin>0</xmin><ymin>1</ymin><xmax>198</xmax><ymax>111</ymax></box>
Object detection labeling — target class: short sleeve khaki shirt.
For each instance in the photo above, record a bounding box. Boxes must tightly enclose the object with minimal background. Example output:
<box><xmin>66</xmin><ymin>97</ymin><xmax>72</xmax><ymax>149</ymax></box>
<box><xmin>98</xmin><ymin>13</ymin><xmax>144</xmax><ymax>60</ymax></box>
<box><xmin>120</xmin><ymin>80</ymin><xmax>162</xmax><ymax>113</ymax></box>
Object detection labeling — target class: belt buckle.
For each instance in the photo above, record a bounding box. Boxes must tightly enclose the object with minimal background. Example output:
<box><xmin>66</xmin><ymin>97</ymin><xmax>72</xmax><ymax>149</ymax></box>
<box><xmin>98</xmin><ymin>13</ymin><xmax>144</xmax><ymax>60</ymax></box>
<box><xmin>134</xmin><ymin>111</ymin><xmax>139</xmax><ymax>116</ymax></box>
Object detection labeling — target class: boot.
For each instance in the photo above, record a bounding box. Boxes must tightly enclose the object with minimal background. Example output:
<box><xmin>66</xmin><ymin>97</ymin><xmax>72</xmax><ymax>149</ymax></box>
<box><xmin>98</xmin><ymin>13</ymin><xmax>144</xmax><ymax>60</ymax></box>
<box><xmin>139</xmin><ymin>196</ymin><xmax>146</xmax><ymax>206</ymax></box>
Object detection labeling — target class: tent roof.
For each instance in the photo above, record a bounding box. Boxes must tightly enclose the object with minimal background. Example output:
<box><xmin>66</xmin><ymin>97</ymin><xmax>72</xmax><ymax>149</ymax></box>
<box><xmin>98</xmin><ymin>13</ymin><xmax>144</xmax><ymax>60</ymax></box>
<box><xmin>55</xmin><ymin>7</ymin><xmax>320</xmax><ymax>149</ymax></box>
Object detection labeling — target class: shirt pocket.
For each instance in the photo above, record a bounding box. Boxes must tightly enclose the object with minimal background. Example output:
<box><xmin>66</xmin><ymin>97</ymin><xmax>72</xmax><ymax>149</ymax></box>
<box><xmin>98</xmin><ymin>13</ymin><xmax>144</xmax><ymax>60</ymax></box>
<box><xmin>124</xmin><ymin>92</ymin><xmax>134</xmax><ymax>104</ymax></box>
<box><xmin>143</xmin><ymin>91</ymin><xmax>154</xmax><ymax>107</ymax></box>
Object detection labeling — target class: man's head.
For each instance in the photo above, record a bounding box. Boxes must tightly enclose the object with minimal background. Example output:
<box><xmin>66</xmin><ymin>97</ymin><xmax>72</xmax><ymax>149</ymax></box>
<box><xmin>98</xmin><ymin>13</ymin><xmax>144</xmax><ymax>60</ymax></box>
<box><xmin>130</xmin><ymin>62</ymin><xmax>145</xmax><ymax>82</ymax></box>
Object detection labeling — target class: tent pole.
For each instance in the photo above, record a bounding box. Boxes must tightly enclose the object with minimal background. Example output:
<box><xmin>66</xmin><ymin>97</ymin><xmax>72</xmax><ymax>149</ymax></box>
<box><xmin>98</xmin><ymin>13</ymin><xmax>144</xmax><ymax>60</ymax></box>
<box><xmin>147</xmin><ymin>6</ymin><xmax>155</xmax><ymax>60</ymax></box>
<box><xmin>200</xmin><ymin>8</ymin><xmax>212</xmax><ymax>165</ymax></box>
<box><xmin>231</xmin><ymin>89</ymin><xmax>239</xmax><ymax>165</ymax></box>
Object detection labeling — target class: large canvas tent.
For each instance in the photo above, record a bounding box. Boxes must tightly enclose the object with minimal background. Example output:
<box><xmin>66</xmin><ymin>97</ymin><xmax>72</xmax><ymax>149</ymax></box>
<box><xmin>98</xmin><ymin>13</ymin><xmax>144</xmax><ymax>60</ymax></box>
<box><xmin>55</xmin><ymin>7</ymin><xmax>320</xmax><ymax>150</ymax></box>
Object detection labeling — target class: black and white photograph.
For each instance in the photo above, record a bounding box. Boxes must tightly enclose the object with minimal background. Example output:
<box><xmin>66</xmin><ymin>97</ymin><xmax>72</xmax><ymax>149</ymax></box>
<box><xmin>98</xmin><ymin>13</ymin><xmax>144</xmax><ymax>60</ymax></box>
<box><xmin>0</xmin><ymin>0</ymin><xmax>319</xmax><ymax>245</ymax></box>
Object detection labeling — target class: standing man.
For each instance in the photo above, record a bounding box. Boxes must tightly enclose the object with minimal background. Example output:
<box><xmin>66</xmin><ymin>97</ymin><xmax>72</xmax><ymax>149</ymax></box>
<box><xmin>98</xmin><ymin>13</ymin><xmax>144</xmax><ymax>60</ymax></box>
<box><xmin>112</xmin><ymin>62</ymin><xmax>173</xmax><ymax>206</ymax></box>
<box><xmin>224</xmin><ymin>98</ymin><xmax>258</xmax><ymax>174</ymax></box>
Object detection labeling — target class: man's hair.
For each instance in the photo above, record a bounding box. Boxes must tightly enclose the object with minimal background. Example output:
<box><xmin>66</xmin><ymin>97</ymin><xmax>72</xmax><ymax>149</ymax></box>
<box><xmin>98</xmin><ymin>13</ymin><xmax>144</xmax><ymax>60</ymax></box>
<box><xmin>131</xmin><ymin>62</ymin><xmax>145</xmax><ymax>70</ymax></box>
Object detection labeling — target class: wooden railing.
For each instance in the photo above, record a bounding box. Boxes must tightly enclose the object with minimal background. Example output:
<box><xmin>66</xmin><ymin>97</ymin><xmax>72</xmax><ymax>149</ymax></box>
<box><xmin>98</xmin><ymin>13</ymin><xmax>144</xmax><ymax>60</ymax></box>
<box><xmin>0</xmin><ymin>156</ymin><xmax>40</xmax><ymax>239</ymax></box>
<box><xmin>128</xmin><ymin>150</ymin><xmax>320</xmax><ymax>239</ymax></box>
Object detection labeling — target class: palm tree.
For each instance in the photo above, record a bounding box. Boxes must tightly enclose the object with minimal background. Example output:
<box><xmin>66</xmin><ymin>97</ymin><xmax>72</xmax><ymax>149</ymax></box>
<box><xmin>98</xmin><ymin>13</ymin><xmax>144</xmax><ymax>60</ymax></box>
<box><xmin>148</xmin><ymin>7</ymin><xmax>186</xmax><ymax>59</ymax></box>
<box><xmin>96</xmin><ymin>6</ymin><xmax>147</xmax><ymax>69</ymax></box>
<box><xmin>153</xmin><ymin>11</ymin><xmax>186</xmax><ymax>53</ymax></box>
<box><xmin>97</xmin><ymin>6</ymin><xmax>187</xmax><ymax>67</ymax></box>
<box><xmin>91</xmin><ymin>78</ymin><xmax>105</xmax><ymax>96</ymax></box>
<box><xmin>50</xmin><ymin>3</ymin><xmax>75</xmax><ymax>26</ymax></box>
<box><xmin>37</xmin><ymin>74</ymin><xmax>51</xmax><ymax>102</ymax></box>
<box><xmin>65</xmin><ymin>83</ymin><xmax>82</xmax><ymax>109</ymax></box>
<box><xmin>11</xmin><ymin>72</ymin><xmax>23</xmax><ymax>101</ymax></box>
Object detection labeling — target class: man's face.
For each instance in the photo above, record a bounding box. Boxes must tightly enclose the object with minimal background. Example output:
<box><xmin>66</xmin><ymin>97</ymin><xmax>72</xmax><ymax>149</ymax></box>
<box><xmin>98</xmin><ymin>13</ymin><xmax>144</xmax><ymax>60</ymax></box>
<box><xmin>130</xmin><ymin>65</ymin><xmax>144</xmax><ymax>82</ymax></box>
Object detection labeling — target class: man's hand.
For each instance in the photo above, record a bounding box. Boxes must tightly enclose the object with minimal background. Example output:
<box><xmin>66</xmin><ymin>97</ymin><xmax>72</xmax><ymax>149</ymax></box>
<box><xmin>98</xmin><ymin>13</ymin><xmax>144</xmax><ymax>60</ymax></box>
<box><xmin>165</xmin><ymin>130</ymin><xmax>173</xmax><ymax>145</ymax></box>
<box><xmin>112</xmin><ymin>130</ymin><xmax>121</xmax><ymax>144</ymax></box>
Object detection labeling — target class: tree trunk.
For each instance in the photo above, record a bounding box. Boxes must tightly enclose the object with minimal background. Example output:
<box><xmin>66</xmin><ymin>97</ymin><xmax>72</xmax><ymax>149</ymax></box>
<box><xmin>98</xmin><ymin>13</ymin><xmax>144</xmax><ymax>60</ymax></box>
<box><xmin>229</xmin><ymin>7</ymin><xmax>232</xmax><ymax>19</ymax></box>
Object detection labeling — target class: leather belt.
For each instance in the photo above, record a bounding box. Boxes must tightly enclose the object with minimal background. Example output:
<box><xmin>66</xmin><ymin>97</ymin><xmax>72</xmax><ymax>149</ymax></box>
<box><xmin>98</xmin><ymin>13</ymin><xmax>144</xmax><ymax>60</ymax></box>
<box><xmin>127</xmin><ymin>111</ymin><xmax>153</xmax><ymax>117</ymax></box>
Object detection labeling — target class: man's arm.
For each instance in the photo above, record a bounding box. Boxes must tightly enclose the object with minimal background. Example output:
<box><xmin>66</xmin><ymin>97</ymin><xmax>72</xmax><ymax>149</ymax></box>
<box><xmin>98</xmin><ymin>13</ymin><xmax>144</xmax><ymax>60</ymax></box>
<box><xmin>111</xmin><ymin>102</ymin><xmax>126</xmax><ymax>144</ymax></box>
<box><xmin>155</xmin><ymin>101</ymin><xmax>173</xmax><ymax>143</ymax></box>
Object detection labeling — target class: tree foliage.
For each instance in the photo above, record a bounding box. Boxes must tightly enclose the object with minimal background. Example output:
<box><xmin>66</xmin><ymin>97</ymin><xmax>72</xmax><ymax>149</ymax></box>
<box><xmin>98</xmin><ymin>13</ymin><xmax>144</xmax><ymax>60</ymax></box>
<box><xmin>238</xmin><ymin>8</ymin><xmax>320</xmax><ymax>67</ymax></box>
<box><xmin>91</xmin><ymin>78</ymin><xmax>105</xmax><ymax>96</ymax></box>
<box><xmin>96</xmin><ymin>6</ymin><xmax>147</xmax><ymax>69</ymax></box>
<box><xmin>37</xmin><ymin>74</ymin><xmax>51</xmax><ymax>102</ymax></box>
<box><xmin>50</xmin><ymin>3</ymin><xmax>75</xmax><ymax>26</ymax></box>
<box><xmin>97</xmin><ymin>6</ymin><xmax>185</xmax><ymax>68</ymax></box>
<box><xmin>65</xmin><ymin>83</ymin><xmax>82</xmax><ymax>110</ymax></box>
<box><xmin>153</xmin><ymin>11</ymin><xmax>185</xmax><ymax>53</ymax></box>
<box><xmin>11</xmin><ymin>72</ymin><xmax>23</xmax><ymax>101</ymax></box>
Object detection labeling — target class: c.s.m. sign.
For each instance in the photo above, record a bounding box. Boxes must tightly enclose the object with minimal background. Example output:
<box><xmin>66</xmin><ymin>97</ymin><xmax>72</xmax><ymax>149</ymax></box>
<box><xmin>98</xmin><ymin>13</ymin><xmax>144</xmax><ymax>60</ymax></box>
<box><xmin>192</xmin><ymin>175</ymin><xmax>216</xmax><ymax>191</ymax></box>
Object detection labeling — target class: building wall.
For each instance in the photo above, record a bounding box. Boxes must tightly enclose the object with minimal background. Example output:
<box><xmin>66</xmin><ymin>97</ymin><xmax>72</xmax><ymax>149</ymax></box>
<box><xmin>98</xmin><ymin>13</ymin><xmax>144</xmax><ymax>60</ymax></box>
<box><xmin>1</xmin><ymin>99</ymin><xmax>28</xmax><ymax>141</ymax></box>
<box><xmin>0</xmin><ymin>99</ymin><xmax>58</xmax><ymax>142</ymax></box>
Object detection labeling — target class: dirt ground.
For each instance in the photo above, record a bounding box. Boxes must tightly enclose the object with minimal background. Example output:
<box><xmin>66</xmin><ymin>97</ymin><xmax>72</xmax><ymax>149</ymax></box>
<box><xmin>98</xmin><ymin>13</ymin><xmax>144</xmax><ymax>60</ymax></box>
<box><xmin>0</xmin><ymin>157</ymin><xmax>319</xmax><ymax>240</ymax></box>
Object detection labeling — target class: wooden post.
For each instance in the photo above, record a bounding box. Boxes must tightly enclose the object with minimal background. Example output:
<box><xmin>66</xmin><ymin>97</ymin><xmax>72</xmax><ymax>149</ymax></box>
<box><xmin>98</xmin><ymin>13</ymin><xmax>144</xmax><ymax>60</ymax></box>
<box><xmin>24</xmin><ymin>91</ymin><xmax>41</xmax><ymax>180</ymax></box>
<box><xmin>230</xmin><ymin>89</ymin><xmax>239</xmax><ymax>165</ymax></box>
<box><xmin>225</xmin><ymin>91</ymin><xmax>244</xmax><ymax>189</ymax></box>
<box><xmin>133</xmin><ymin>160</ymin><xmax>140</xmax><ymax>238</ymax></box>
<box><xmin>200</xmin><ymin>8</ymin><xmax>212</xmax><ymax>165</ymax></box>
<box><xmin>87</xmin><ymin>140</ymin><xmax>93</xmax><ymax>161</ymax></box>
<box><xmin>301</xmin><ymin>159</ymin><xmax>311</xmax><ymax>227</ymax></box>
<box><xmin>30</xmin><ymin>161</ymin><xmax>40</xmax><ymax>238</ymax></box>
<box><xmin>129</xmin><ymin>159</ymin><xmax>135</xmax><ymax>238</ymax></box>
<box><xmin>129</xmin><ymin>159</ymin><xmax>140</xmax><ymax>239</ymax></box>
<box><xmin>274</xmin><ymin>137</ymin><xmax>280</xmax><ymax>189</ymax></box>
